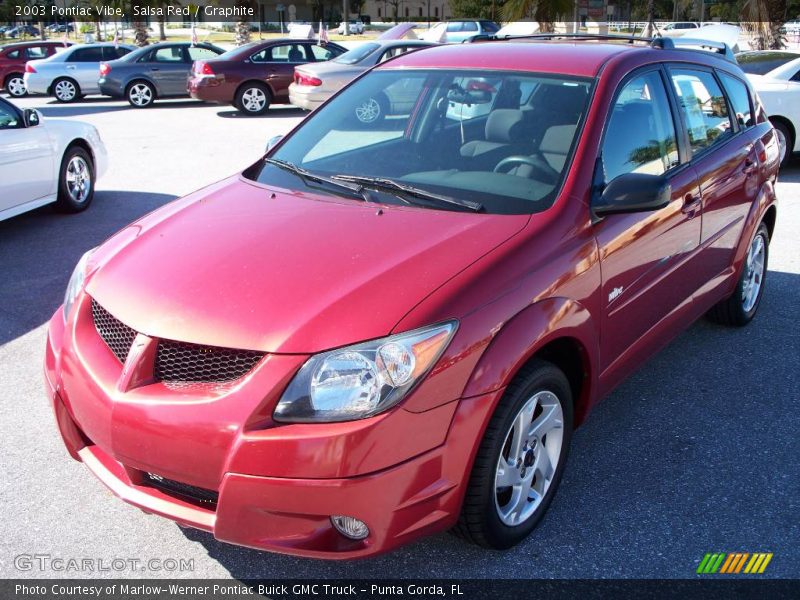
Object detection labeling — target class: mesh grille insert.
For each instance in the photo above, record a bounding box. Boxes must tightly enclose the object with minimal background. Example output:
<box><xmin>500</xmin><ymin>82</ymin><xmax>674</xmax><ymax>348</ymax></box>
<box><xmin>155</xmin><ymin>340</ymin><xmax>264</xmax><ymax>384</ymax></box>
<box><xmin>144</xmin><ymin>473</ymin><xmax>218</xmax><ymax>507</ymax></box>
<box><xmin>91</xmin><ymin>299</ymin><xmax>137</xmax><ymax>363</ymax></box>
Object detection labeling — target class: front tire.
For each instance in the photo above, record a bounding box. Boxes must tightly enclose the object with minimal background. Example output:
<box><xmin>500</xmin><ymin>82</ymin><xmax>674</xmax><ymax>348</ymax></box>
<box><xmin>53</xmin><ymin>77</ymin><xmax>81</xmax><ymax>103</ymax></box>
<box><xmin>235</xmin><ymin>83</ymin><xmax>271</xmax><ymax>116</ymax></box>
<box><xmin>454</xmin><ymin>360</ymin><xmax>573</xmax><ymax>549</ymax></box>
<box><xmin>127</xmin><ymin>80</ymin><xmax>155</xmax><ymax>108</ymax></box>
<box><xmin>707</xmin><ymin>223</ymin><xmax>769</xmax><ymax>326</ymax></box>
<box><xmin>5</xmin><ymin>73</ymin><xmax>26</xmax><ymax>97</ymax></box>
<box><xmin>56</xmin><ymin>146</ymin><xmax>95</xmax><ymax>213</ymax></box>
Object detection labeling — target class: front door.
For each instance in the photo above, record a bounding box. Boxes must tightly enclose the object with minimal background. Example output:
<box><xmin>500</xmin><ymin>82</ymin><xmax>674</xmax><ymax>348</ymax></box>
<box><xmin>593</xmin><ymin>69</ymin><xmax>703</xmax><ymax>382</ymax></box>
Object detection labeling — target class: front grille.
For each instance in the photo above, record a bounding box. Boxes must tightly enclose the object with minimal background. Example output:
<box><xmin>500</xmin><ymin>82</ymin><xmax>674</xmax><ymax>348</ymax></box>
<box><xmin>144</xmin><ymin>472</ymin><xmax>218</xmax><ymax>508</ymax></box>
<box><xmin>155</xmin><ymin>340</ymin><xmax>264</xmax><ymax>384</ymax></box>
<box><xmin>91</xmin><ymin>298</ymin><xmax>265</xmax><ymax>385</ymax></box>
<box><xmin>91</xmin><ymin>299</ymin><xmax>137</xmax><ymax>363</ymax></box>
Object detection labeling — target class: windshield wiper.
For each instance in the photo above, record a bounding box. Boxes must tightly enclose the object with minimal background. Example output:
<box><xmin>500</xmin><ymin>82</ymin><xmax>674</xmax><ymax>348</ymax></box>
<box><xmin>332</xmin><ymin>175</ymin><xmax>483</xmax><ymax>212</ymax></box>
<box><xmin>265</xmin><ymin>158</ymin><xmax>371</xmax><ymax>202</ymax></box>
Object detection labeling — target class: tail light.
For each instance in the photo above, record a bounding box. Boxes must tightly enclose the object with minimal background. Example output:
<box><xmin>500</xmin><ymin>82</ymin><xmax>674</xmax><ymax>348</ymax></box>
<box><xmin>99</xmin><ymin>62</ymin><xmax>110</xmax><ymax>77</ymax></box>
<box><xmin>25</xmin><ymin>63</ymin><xmax>36</xmax><ymax>74</ymax></box>
<box><xmin>294</xmin><ymin>70</ymin><xmax>321</xmax><ymax>87</ymax></box>
<box><xmin>194</xmin><ymin>61</ymin><xmax>214</xmax><ymax>76</ymax></box>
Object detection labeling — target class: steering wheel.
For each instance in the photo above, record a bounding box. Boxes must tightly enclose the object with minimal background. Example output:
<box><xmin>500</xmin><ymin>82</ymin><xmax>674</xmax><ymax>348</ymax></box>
<box><xmin>493</xmin><ymin>154</ymin><xmax>559</xmax><ymax>185</ymax></box>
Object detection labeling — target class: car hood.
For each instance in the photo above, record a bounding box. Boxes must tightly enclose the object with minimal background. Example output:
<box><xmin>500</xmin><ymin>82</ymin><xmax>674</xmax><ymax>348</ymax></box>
<box><xmin>86</xmin><ymin>176</ymin><xmax>529</xmax><ymax>354</ymax></box>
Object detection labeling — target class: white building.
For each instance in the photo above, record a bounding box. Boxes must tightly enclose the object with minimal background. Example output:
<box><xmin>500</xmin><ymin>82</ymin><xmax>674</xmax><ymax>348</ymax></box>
<box><xmin>361</xmin><ymin>0</ymin><xmax>452</xmax><ymax>23</ymax></box>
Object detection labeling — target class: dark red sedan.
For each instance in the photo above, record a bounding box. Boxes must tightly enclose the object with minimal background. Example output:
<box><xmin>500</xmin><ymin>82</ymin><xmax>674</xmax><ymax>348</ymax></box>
<box><xmin>0</xmin><ymin>41</ymin><xmax>72</xmax><ymax>97</ymax></box>
<box><xmin>46</xmin><ymin>37</ymin><xmax>779</xmax><ymax>559</ymax></box>
<box><xmin>187</xmin><ymin>39</ymin><xmax>346</xmax><ymax>115</ymax></box>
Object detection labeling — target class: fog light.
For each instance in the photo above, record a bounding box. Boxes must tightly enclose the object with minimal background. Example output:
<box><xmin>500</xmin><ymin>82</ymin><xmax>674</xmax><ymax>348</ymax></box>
<box><xmin>331</xmin><ymin>515</ymin><xmax>369</xmax><ymax>540</ymax></box>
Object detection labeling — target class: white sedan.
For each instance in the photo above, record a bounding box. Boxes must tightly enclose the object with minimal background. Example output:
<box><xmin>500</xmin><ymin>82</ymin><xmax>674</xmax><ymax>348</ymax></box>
<box><xmin>738</xmin><ymin>50</ymin><xmax>800</xmax><ymax>166</ymax></box>
<box><xmin>0</xmin><ymin>97</ymin><xmax>108</xmax><ymax>222</ymax></box>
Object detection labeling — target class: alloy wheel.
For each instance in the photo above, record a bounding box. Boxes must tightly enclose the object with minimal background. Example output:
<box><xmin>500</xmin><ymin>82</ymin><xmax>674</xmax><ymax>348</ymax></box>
<box><xmin>7</xmin><ymin>76</ymin><xmax>26</xmax><ymax>97</ymax></box>
<box><xmin>129</xmin><ymin>83</ymin><xmax>153</xmax><ymax>107</ymax></box>
<box><xmin>742</xmin><ymin>232</ymin><xmax>766</xmax><ymax>313</ymax></box>
<box><xmin>355</xmin><ymin>98</ymin><xmax>381</xmax><ymax>123</ymax></box>
<box><xmin>54</xmin><ymin>80</ymin><xmax>76</xmax><ymax>102</ymax></box>
<box><xmin>65</xmin><ymin>155</ymin><xmax>91</xmax><ymax>204</ymax></box>
<box><xmin>494</xmin><ymin>391</ymin><xmax>564</xmax><ymax>527</ymax></box>
<box><xmin>241</xmin><ymin>87</ymin><xmax>266</xmax><ymax>113</ymax></box>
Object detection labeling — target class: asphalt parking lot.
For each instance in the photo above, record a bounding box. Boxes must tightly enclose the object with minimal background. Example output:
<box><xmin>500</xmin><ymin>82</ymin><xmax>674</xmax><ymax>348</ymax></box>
<box><xmin>0</xmin><ymin>94</ymin><xmax>798</xmax><ymax>580</ymax></box>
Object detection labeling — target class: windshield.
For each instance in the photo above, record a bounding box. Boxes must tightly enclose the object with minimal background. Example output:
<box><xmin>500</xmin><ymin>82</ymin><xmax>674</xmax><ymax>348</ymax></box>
<box><xmin>245</xmin><ymin>69</ymin><xmax>591</xmax><ymax>214</ymax></box>
<box><xmin>737</xmin><ymin>51</ymin><xmax>799</xmax><ymax>75</ymax></box>
<box><xmin>334</xmin><ymin>43</ymin><xmax>380</xmax><ymax>65</ymax></box>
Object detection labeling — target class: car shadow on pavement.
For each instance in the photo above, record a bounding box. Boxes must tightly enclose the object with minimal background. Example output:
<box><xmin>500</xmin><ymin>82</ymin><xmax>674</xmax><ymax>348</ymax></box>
<box><xmin>0</xmin><ymin>190</ymin><xmax>177</xmax><ymax>346</ymax></box>
<box><xmin>177</xmin><ymin>269</ymin><xmax>799</xmax><ymax>578</ymax></box>
<box><xmin>34</xmin><ymin>99</ymin><xmax>209</xmax><ymax>118</ymax></box>
<box><xmin>216</xmin><ymin>106</ymin><xmax>307</xmax><ymax>119</ymax></box>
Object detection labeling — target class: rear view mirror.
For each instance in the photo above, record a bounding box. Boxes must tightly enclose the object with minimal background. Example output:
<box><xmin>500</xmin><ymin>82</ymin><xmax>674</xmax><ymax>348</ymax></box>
<box><xmin>592</xmin><ymin>172</ymin><xmax>671</xmax><ymax>222</ymax></box>
<box><xmin>23</xmin><ymin>108</ymin><xmax>40</xmax><ymax>127</ymax></box>
<box><xmin>447</xmin><ymin>87</ymin><xmax>492</xmax><ymax>106</ymax></box>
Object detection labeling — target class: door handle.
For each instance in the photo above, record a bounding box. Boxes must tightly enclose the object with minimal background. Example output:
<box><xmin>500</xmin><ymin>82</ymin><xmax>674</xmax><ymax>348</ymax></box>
<box><xmin>150</xmin><ymin>68</ymin><xmax>160</xmax><ymax>72</ymax></box>
<box><xmin>66</xmin><ymin>65</ymin><xmax>76</xmax><ymax>70</ymax></box>
<box><xmin>743</xmin><ymin>157</ymin><xmax>757</xmax><ymax>175</ymax></box>
<box><xmin>681</xmin><ymin>194</ymin><xmax>701</xmax><ymax>217</ymax></box>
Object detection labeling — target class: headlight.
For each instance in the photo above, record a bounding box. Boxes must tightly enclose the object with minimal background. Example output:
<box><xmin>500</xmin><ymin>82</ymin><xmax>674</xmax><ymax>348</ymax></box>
<box><xmin>273</xmin><ymin>321</ymin><xmax>457</xmax><ymax>423</ymax></box>
<box><xmin>63</xmin><ymin>249</ymin><xmax>95</xmax><ymax>323</ymax></box>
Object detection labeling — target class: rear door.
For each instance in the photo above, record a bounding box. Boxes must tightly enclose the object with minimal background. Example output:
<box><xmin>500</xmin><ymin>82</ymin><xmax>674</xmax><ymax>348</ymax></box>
<box><xmin>253</xmin><ymin>43</ymin><xmax>312</xmax><ymax>100</ymax></box>
<box><xmin>147</xmin><ymin>45</ymin><xmax>191</xmax><ymax>96</ymax></box>
<box><xmin>65</xmin><ymin>46</ymin><xmax>104</xmax><ymax>92</ymax></box>
<box><xmin>666</xmin><ymin>67</ymin><xmax>760</xmax><ymax>285</ymax></box>
<box><xmin>594</xmin><ymin>68</ymin><xmax>703</xmax><ymax>378</ymax></box>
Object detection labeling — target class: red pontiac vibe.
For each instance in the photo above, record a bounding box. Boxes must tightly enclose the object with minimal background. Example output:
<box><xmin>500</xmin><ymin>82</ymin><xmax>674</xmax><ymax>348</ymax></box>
<box><xmin>0</xmin><ymin>41</ymin><xmax>73</xmax><ymax>97</ymax></box>
<box><xmin>45</xmin><ymin>38</ymin><xmax>779</xmax><ymax>558</ymax></box>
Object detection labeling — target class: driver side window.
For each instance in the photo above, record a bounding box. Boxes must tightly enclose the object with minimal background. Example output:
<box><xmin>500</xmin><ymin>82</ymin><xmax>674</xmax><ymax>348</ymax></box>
<box><xmin>602</xmin><ymin>71</ymin><xmax>679</xmax><ymax>184</ymax></box>
<box><xmin>0</xmin><ymin>103</ymin><xmax>20</xmax><ymax>129</ymax></box>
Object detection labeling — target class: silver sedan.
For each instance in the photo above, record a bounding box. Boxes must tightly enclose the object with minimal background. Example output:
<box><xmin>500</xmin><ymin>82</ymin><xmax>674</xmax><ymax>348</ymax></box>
<box><xmin>288</xmin><ymin>40</ymin><xmax>434</xmax><ymax>122</ymax></box>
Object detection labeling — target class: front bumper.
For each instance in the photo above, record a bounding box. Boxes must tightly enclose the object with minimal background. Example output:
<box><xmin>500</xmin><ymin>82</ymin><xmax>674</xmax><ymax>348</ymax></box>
<box><xmin>44</xmin><ymin>303</ymin><xmax>501</xmax><ymax>558</ymax></box>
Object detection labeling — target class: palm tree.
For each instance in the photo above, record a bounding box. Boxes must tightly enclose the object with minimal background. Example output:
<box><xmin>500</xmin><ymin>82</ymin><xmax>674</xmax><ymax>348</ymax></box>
<box><xmin>502</xmin><ymin>0</ymin><xmax>573</xmax><ymax>32</ymax></box>
<box><xmin>235</xmin><ymin>0</ymin><xmax>256</xmax><ymax>46</ymax></box>
<box><xmin>151</xmin><ymin>0</ymin><xmax>184</xmax><ymax>41</ymax></box>
<box><xmin>742</xmin><ymin>0</ymin><xmax>787</xmax><ymax>50</ymax></box>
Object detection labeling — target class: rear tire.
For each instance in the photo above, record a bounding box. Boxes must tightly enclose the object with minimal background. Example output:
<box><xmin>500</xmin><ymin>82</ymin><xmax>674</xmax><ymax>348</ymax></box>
<box><xmin>5</xmin><ymin>73</ymin><xmax>26</xmax><ymax>97</ymax></box>
<box><xmin>55</xmin><ymin>146</ymin><xmax>95</xmax><ymax>213</ymax></box>
<box><xmin>235</xmin><ymin>83</ymin><xmax>271</xmax><ymax>116</ymax></box>
<box><xmin>453</xmin><ymin>360</ymin><xmax>573</xmax><ymax>549</ymax></box>
<box><xmin>126</xmin><ymin>80</ymin><xmax>156</xmax><ymax>108</ymax></box>
<box><xmin>771</xmin><ymin>119</ymin><xmax>793</xmax><ymax>168</ymax></box>
<box><xmin>53</xmin><ymin>77</ymin><xmax>80</xmax><ymax>103</ymax></box>
<box><xmin>707</xmin><ymin>222</ymin><xmax>769</xmax><ymax>326</ymax></box>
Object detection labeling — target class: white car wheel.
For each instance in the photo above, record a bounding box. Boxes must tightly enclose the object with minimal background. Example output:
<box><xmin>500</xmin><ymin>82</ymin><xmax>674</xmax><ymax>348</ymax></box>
<box><xmin>6</xmin><ymin>74</ymin><xmax>26</xmax><ymax>97</ymax></box>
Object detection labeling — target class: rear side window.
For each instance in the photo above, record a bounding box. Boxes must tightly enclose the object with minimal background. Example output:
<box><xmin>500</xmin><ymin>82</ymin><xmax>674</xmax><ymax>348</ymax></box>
<box><xmin>6</xmin><ymin>50</ymin><xmax>21</xmax><ymax>59</ymax></box>
<box><xmin>25</xmin><ymin>46</ymin><xmax>48</xmax><ymax>59</ymax></box>
<box><xmin>602</xmin><ymin>71</ymin><xmax>679</xmax><ymax>183</ymax></box>
<box><xmin>670</xmin><ymin>69</ymin><xmax>733</xmax><ymax>156</ymax></box>
<box><xmin>718</xmin><ymin>72</ymin><xmax>753</xmax><ymax>129</ymax></box>
<box><xmin>188</xmin><ymin>46</ymin><xmax>219</xmax><ymax>61</ymax></box>
<box><xmin>69</xmin><ymin>47</ymin><xmax>104</xmax><ymax>62</ymax></box>
<box><xmin>736</xmin><ymin>52</ymin><xmax>799</xmax><ymax>75</ymax></box>
<box><xmin>152</xmin><ymin>46</ymin><xmax>184</xmax><ymax>63</ymax></box>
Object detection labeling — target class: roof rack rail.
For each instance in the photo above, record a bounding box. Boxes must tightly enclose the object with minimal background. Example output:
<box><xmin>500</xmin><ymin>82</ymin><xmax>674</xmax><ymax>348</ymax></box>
<box><xmin>465</xmin><ymin>32</ymin><xmax>737</xmax><ymax>63</ymax></box>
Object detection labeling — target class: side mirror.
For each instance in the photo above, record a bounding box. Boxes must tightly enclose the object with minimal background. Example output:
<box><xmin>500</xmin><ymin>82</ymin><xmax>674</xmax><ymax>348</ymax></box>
<box><xmin>23</xmin><ymin>108</ymin><xmax>40</xmax><ymax>127</ymax></box>
<box><xmin>265</xmin><ymin>134</ymin><xmax>283</xmax><ymax>154</ymax></box>
<box><xmin>592</xmin><ymin>172</ymin><xmax>671</xmax><ymax>222</ymax></box>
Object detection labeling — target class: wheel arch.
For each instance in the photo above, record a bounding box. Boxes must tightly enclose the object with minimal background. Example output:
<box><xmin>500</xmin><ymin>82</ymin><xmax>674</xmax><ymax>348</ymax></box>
<box><xmin>63</xmin><ymin>138</ymin><xmax>95</xmax><ymax>168</ymax></box>
<box><xmin>462</xmin><ymin>297</ymin><xmax>599</xmax><ymax>428</ymax></box>
<box><xmin>48</xmin><ymin>75</ymin><xmax>80</xmax><ymax>96</ymax></box>
<box><xmin>235</xmin><ymin>79</ymin><xmax>274</xmax><ymax>100</ymax></box>
<box><xmin>3</xmin><ymin>71</ymin><xmax>23</xmax><ymax>88</ymax></box>
<box><xmin>769</xmin><ymin>115</ymin><xmax>795</xmax><ymax>149</ymax></box>
<box><xmin>126</xmin><ymin>77</ymin><xmax>158</xmax><ymax>99</ymax></box>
